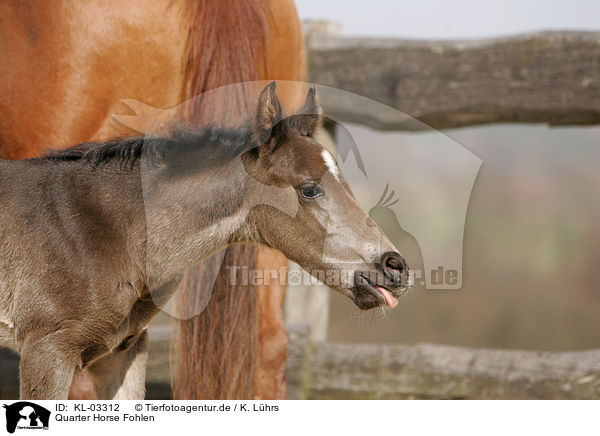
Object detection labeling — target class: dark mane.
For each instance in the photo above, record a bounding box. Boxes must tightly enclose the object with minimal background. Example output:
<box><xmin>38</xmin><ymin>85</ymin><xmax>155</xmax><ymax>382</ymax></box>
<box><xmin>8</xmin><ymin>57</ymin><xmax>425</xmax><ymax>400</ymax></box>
<box><xmin>44</xmin><ymin>136</ymin><xmax>148</xmax><ymax>166</ymax></box>
<box><xmin>42</xmin><ymin>124</ymin><xmax>257</xmax><ymax>169</ymax></box>
<box><xmin>41</xmin><ymin>115</ymin><xmax>314</xmax><ymax>170</ymax></box>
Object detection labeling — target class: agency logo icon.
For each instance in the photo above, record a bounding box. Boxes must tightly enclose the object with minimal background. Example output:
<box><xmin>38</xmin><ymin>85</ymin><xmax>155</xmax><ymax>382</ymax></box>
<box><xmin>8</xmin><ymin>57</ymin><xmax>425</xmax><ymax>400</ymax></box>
<box><xmin>2</xmin><ymin>402</ymin><xmax>50</xmax><ymax>434</ymax></box>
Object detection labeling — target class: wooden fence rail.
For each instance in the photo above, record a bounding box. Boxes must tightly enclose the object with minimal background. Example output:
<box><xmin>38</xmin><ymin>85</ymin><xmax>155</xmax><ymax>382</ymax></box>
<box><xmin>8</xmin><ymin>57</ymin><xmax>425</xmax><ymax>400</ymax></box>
<box><xmin>305</xmin><ymin>27</ymin><xmax>600</xmax><ymax>130</ymax></box>
<box><xmin>285</xmin><ymin>325</ymin><xmax>600</xmax><ymax>400</ymax></box>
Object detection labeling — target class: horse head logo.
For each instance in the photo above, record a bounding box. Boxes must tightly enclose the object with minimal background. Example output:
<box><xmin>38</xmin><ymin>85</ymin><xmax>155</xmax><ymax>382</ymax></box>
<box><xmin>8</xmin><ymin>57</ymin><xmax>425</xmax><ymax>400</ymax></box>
<box><xmin>3</xmin><ymin>402</ymin><xmax>51</xmax><ymax>433</ymax></box>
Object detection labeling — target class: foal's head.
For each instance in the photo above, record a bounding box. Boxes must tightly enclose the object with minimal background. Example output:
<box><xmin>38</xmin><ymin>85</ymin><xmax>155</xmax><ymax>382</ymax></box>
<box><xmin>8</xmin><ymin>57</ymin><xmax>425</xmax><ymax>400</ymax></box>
<box><xmin>243</xmin><ymin>83</ymin><xmax>409</xmax><ymax>309</ymax></box>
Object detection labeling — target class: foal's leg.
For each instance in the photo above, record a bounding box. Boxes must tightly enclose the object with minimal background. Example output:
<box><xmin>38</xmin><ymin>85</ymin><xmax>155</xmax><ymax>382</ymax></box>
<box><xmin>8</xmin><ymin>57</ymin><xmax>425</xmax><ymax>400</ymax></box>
<box><xmin>87</xmin><ymin>330</ymin><xmax>148</xmax><ymax>400</ymax></box>
<box><xmin>19</xmin><ymin>336</ymin><xmax>77</xmax><ymax>400</ymax></box>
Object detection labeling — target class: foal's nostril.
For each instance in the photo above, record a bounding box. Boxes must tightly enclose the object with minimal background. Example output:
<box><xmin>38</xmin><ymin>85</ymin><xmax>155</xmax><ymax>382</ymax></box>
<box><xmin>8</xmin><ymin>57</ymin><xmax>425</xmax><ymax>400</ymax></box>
<box><xmin>382</xmin><ymin>251</ymin><xmax>405</xmax><ymax>273</ymax></box>
<box><xmin>385</xmin><ymin>256</ymin><xmax>402</xmax><ymax>271</ymax></box>
<box><xmin>381</xmin><ymin>251</ymin><xmax>407</xmax><ymax>285</ymax></box>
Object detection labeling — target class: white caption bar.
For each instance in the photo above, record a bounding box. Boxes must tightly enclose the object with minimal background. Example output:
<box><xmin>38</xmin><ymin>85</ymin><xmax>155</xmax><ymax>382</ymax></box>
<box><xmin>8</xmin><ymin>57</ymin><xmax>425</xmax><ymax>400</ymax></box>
<box><xmin>0</xmin><ymin>400</ymin><xmax>596</xmax><ymax>435</ymax></box>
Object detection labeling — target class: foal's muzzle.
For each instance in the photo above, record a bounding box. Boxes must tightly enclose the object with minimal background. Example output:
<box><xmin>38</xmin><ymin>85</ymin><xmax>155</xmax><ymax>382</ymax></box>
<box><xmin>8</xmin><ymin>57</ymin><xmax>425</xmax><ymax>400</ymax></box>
<box><xmin>352</xmin><ymin>251</ymin><xmax>409</xmax><ymax>310</ymax></box>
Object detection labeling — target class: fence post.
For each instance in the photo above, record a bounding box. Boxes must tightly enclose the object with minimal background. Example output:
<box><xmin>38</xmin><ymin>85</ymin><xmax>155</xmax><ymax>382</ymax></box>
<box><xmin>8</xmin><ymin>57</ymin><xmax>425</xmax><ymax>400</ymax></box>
<box><xmin>285</xmin><ymin>324</ymin><xmax>313</xmax><ymax>400</ymax></box>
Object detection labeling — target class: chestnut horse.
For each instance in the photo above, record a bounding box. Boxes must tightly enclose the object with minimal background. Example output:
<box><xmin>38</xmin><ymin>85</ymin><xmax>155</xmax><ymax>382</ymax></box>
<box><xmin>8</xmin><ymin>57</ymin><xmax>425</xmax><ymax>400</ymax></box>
<box><xmin>0</xmin><ymin>0</ymin><xmax>305</xmax><ymax>399</ymax></box>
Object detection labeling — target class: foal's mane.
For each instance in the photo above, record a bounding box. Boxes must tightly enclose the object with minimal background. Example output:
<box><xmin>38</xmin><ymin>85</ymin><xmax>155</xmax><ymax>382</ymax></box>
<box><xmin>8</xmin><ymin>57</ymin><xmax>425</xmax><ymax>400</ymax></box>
<box><xmin>42</xmin><ymin>115</ymin><xmax>311</xmax><ymax>169</ymax></box>
<box><xmin>42</xmin><ymin>124</ymin><xmax>256</xmax><ymax>169</ymax></box>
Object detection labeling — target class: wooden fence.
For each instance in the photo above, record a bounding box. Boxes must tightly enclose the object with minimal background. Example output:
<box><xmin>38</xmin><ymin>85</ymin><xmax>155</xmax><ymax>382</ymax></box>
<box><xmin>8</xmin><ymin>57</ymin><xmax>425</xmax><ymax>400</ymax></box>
<box><xmin>2</xmin><ymin>323</ymin><xmax>600</xmax><ymax>400</ymax></box>
<box><xmin>285</xmin><ymin>325</ymin><xmax>600</xmax><ymax>399</ymax></box>
<box><xmin>304</xmin><ymin>22</ymin><xmax>600</xmax><ymax>130</ymax></box>
<box><xmin>284</xmin><ymin>21</ymin><xmax>600</xmax><ymax>399</ymax></box>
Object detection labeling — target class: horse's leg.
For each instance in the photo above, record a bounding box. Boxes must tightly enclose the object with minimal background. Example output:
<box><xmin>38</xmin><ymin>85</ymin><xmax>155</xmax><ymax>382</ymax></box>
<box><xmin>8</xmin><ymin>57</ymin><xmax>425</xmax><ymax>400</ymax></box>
<box><xmin>254</xmin><ymin>247</ymin><xmax>289</xmax><ymax>400</ymax></box>
<box><xmin>19</xmin><ymin>336</ymin><xmax>76</xmax><ymax>400</ymax></box>
<box><xmin>87</xmin><ymin>330</ymin><xmax>148</xmax><ymax>400</ymax></box>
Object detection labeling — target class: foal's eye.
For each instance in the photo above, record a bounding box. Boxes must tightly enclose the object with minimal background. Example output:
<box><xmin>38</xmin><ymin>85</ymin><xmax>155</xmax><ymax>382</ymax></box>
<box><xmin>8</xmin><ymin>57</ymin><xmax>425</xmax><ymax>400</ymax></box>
<box><xmin>301</xmin><ymin>186</ymin><xmax>322</xmax><ymax>199</ymax></box>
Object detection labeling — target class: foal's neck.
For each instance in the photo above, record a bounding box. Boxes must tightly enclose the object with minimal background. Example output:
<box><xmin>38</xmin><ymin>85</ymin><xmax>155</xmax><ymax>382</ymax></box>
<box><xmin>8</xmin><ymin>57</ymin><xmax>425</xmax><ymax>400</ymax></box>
<box><xmin>143</xmin><ymin>154</ymin><xmax>250</xmax><ymax>282</ymax></box>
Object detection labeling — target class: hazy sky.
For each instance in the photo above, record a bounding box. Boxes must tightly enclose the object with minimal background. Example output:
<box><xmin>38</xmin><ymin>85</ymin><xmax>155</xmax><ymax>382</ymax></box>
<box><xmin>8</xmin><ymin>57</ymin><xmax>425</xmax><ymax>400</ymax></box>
<box><xmin>296</xmin><ymin>0</ymin><xmax>600</xmax><ymax>39</ymax></box>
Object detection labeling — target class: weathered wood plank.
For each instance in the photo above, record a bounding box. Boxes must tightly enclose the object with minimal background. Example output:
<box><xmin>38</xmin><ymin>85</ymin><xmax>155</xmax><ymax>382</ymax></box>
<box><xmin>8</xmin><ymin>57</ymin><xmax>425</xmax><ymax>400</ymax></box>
<box><xmin>306</xmin><ymin>30</ymin><xmax>600</xmax><ymax>130</ymax></box>
<box><xmin>285</xmin><ymin>325</ymin><xmax>600</xmax><ymax>399</ymax></box>
<box><xmin>285</xmin><ymin>324</ymin><xmax>313</xmax><ymax>401</ymax></box>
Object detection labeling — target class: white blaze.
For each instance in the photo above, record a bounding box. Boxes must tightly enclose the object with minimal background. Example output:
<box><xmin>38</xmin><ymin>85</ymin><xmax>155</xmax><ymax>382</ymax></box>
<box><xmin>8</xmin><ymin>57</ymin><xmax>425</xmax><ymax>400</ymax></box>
<box><xmin>321</xmin><ymin>149</ymin><xmax>340</xmax><ymax>181</ymax></box>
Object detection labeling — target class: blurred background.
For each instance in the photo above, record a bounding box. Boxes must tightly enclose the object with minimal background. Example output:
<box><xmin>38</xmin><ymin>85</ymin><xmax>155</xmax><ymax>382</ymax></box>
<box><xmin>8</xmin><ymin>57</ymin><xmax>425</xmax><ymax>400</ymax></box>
<box><xmin>326</xmin><ymin>123</ymin><xmax>600</xmax><ymax>351</ymax></box>
<box><xmin>292</xmin><ymin>0</ymin><xmax>600</xmax><ymax>352</ymax></box>
<box><xmin>297</xmin><ymin>0</ymin><xmax>600</xmax><ymax>38</ymax></box>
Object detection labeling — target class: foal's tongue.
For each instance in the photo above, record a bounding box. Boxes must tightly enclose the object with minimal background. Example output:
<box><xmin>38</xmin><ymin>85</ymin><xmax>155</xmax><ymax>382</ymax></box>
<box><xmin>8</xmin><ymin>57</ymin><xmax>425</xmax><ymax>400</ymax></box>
<box><xmin>374</xmin><ymin>286</ymin><xmax>398</xmax><ymax>308</ymax></box>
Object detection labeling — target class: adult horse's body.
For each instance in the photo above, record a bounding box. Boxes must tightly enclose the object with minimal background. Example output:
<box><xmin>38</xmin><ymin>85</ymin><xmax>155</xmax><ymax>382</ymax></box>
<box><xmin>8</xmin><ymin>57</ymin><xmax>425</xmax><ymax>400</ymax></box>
<box><xmin>0</xmin><ymin>0</ymin><xmax>305</xmax><ymax>399</ymax></box>
<box><xmin>0</xmin><ymin>84</ymin><xmax>408</xmax><ymax>399</ymax></box>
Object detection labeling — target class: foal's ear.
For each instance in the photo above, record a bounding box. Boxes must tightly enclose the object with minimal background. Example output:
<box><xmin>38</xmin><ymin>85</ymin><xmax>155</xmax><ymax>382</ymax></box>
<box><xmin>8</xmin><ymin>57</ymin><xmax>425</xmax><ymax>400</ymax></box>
<box><xmin>295</xmin><ymin>86</ymin><xmax>322</xmax><ymax>137</ymax></box>
<box><xmin>254</xmin><ymin>81</ymin><xmax>283</xmax><ymax>144</ymax></box>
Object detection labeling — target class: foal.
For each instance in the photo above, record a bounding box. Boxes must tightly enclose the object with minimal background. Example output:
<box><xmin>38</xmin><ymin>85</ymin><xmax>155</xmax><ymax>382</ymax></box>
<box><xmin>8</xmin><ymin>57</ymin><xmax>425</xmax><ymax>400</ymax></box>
<box><xmin>0</xmin><ymin>83</ymin><xmax>408</xmax><ymax>399</ymax></box>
